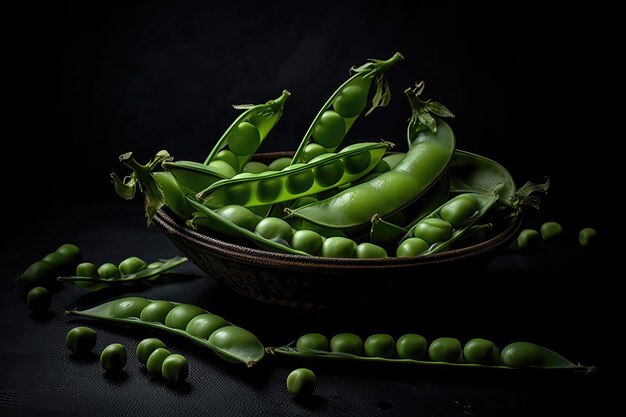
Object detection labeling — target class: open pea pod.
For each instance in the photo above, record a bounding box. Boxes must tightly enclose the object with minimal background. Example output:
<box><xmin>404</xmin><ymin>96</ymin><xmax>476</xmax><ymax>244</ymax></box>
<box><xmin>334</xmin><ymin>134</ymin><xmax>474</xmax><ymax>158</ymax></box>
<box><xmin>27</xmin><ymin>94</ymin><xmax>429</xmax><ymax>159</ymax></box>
<box><xmin>398</xmin><ymin>189</ymin><xmax>501</xmax><ymax>256</ymax></box>
<box><xmin>186</xmin><ymin>197</ymin><xmax>310</xmax><ymax>256</ymax></box>
<box><xmin>289</xmin><ymin>84</ymin><xmax>455</xmax><ymax>230</ymax></box>
<box><xmin>58</xmin><ymin>256</ymin><xmax>187</xmax><ymax>291</ymax></box>
<box><xmin>267</xmin><ymin>342</ymin><xmax>591</xmax><ymax>374</ymax></box>
<box><xmin>66</xmin><ymin>297</ymin><xmax>264</xmax><ymax>367</ymax></box>
<box><xmin>112</xmin><ymin>151</ymin><xmax>195</xmax><ymax>223</ymax></box>
<box><xmin>450</xmin><ymin>150</ymin><xmax>550</xmax><ymax>209</ymax></box>
<box><xmin>197</xmin><ymin>141</ymin><xmax>391</xmax><ymax>208</ymax></box>
<box><xmin>204</xmin><ymin>89</ymin><xmax>291</xmax><ymax>169</ymax></box>
<box><xmin>291</xmin><ymin>52</ymin><xmax>404</xmax><ymax>164</ymax></box>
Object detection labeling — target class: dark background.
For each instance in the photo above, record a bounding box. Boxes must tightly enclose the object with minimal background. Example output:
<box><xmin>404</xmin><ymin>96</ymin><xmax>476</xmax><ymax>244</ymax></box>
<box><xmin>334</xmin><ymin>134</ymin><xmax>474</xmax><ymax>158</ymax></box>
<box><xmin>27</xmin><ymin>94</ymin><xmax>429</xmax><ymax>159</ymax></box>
<box><xmin>2</xmin><ymin>1</ymin><xmax>615</xmax><ymax>416</ymax></box>
<box><xmin>8</xmin><ymin>0</ymin><xmax>614</xmax><ymax>229</ymax></box>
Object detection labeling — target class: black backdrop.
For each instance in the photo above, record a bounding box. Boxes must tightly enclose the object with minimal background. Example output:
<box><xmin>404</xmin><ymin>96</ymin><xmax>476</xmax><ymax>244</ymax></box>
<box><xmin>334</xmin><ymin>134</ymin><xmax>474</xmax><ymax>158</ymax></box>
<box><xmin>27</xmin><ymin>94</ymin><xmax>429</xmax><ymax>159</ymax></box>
<box><xmin>7</xmin><ymin>0</ymin><xmax>612</xmax><ymax>234</ymax></box>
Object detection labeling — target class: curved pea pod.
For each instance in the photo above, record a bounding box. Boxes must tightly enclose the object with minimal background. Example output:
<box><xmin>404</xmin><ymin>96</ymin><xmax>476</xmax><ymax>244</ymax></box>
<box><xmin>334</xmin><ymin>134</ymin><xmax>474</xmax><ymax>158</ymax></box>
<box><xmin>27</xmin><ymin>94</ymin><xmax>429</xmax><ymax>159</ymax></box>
<box><xmin>449</xmin><ymin>150</ymin><xmax>550</xmax><ymax>209</ymax></box>
<box><xmin>370</xmin><ymin>174</ymin><xmax>450</xmax><ymax>246</ymax></box>
<box><xmin>267</xmin><ymin>344</ymin><xmax>590</xmax><ymax>374</ymax></box>
<box><xmin>112</xmin><ymin>151</ymin><xmax>195</xmax><ymax>223</ymax></box>
<box><xmin>398</xmin><ymin>190</ymin><xmax>501</xmax><ymax>256</ymax></box>
<box><xmin>203</xmin><ymin>90</ymin><xmax>291</xmax><ymax>170</ymax></box>
<box><xmin>66</xmin><ymin>297</ymin><xmax>264</xmax><ymax>367</ymax></box>
<box><xmin>58</xmin><ymin>256</ymin><xmax>187</xmax><ymax>291</ymax></box>
<box><xmin>291</xmin><ymin>53</ymin><xmax>404</xmax><ymax>163</ymax></box>
<box><xmin>162</xmin><ymin>160</ymin><xmax>235</xmax><ymax>195</ymax></box>
<box><xmin>290</xmin><ymin>85</ymin><xmax>455</xmax><ymax>230</ymax></box>
<box><xmin>186</xmin><ymin>197</ymin><xmax>310</xmax><ymax>256</ymax></box>
<box><xmin>198</xmin><ymin>142</ymin><xmax>392</xmax><ymax>208</ymax></box>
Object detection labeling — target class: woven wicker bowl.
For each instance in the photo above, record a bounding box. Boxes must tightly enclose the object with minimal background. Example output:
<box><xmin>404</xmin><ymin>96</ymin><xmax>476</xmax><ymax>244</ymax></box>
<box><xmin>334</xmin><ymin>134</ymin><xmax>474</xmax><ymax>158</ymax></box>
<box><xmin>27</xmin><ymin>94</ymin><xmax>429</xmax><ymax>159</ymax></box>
<box><xmin>153</xmin><ymin>153</ymin><xmax>522</xmax><ymax>310</ymax></box>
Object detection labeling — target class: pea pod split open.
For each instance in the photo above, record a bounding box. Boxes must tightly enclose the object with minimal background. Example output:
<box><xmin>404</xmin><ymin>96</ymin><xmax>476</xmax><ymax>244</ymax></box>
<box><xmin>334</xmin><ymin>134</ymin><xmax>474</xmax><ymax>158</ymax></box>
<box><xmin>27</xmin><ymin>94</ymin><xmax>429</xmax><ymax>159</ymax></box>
<box><xmin>288</xmin><ymin>85</ymin><xmax>455</xmax><ymax>230</ymax></box>
<box><xmin>197</xmin><ymin>141</ymin><xmax>392</xmax><ymax>207</ymax></box>
<box><xmin>66</xmin><ymin>297</ymin><xmax>264</xmax><ymax>367</ymax></box>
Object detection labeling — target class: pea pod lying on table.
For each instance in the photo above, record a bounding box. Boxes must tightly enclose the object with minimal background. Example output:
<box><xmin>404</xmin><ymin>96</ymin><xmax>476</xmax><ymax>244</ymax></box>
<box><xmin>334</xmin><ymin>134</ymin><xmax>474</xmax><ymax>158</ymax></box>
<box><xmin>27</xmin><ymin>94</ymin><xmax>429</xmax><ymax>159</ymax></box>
<box><xmin>197</xmin><ymin>141</ymin><xmax>392</xmax><ymax>207</ymax></box>
<box><xmin>66</xmin><ymin>297</ymin><xmax>264</xmax><ymax>367</ymax></box>
<box><xmin>291</xmin><ymin>52</ymin><xmax>404</xmax><ymax>164</ymax></box>
<box><xmin>268</xmin><ymin>333</ymin><xmax>592</xmax><ymax>374</ymax></box>
<box><xmin>58</xmin><ymin>256</ymin><xmax>187</xmax><ymax>291</ymax></box>
<box><xmin>288</xmin><ymin>84</ymin><xmax>455</xmax><ymax>231</ymax></box>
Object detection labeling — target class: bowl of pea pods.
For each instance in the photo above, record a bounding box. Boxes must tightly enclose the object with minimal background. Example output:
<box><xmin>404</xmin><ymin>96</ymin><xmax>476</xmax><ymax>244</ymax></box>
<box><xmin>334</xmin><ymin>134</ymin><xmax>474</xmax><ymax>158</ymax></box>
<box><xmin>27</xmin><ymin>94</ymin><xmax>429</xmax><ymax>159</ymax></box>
<box><xmin>114</xmin><ymin>53</ymin><xmax>542</xmax><ymax>309</ymax></box>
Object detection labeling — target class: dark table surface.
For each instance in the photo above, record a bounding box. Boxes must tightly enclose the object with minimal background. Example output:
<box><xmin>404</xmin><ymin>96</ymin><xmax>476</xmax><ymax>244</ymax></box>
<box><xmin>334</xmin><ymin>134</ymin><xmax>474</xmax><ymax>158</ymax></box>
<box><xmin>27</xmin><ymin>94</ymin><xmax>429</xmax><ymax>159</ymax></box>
<box><xmin>0</xmin><ymin>203</ymin><xmax>608</xmax><ymax>417</ymax></box>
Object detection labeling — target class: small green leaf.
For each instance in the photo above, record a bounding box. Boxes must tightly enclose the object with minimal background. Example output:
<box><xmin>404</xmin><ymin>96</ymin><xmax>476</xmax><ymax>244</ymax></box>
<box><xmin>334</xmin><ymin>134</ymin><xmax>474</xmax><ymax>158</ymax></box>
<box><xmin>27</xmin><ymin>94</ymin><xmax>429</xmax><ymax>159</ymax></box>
<box><xmin>111</xmin><ymin>173</ymin><xmax>137</xmax><ymax>200</ymax></box>
<box><xmin>426</xmin><ymin>101</ymin><xmax>455</xmax><ymax>118</ymax></box>
<box><xmin>417</xmin><ymin>109</ymin><xmax>437</xmax><ymax>132</ymax></box>
<box><xmin>366</xmin><ymin>76</ymin><xmax>392</xmax><ymax>116</ymax></box>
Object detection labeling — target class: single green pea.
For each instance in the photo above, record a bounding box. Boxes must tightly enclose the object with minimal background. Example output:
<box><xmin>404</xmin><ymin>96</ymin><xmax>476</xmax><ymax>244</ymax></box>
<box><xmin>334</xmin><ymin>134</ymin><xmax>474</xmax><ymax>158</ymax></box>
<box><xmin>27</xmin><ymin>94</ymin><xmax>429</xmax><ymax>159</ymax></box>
<box><xmin>207</xmin><ymin>326</ymin><xmax>261</xmax><ymax>364</ymax></box>
<box><xmin>56</xmin><ymin>244</ymin><xmax>81</xmax><ymax>263</ymax></box>
<box><xmin>321</xmin><ymin>237</ymin><xmax>357</xmax><ymax>258</ymax></box>
<box><xmin>257</xmin><ymin>177</ymin><xmax>283</xmax><ymax>202</ymax></box>
<box><xmin>140</xmin><ymin>300</ymin><xmax>175</xmax><ymax>323</ymax></box>
<box><xmin>27</xmin><ymin>286</ymin><xmax>50</xmax><ymax>313</ymax></box>
<box><xmin>146</xmin><ymin>347</ymin><xmax>172</xmax><ymax>376</ymax></box>
<box><xmin>313</xmin><ymin>158</ymin><xmax>344</xmax><ymax>188</ymax></box>
<box><xmin>242</xmin><ymin>161</ymin><xmax>269</xmax><ymax>174</ymax></box>
<box><xmin>343</xmin><ymin>150</ymin><xmax>372</xmax><ymax>174</ymax></box>
<box><xmin>268</xmin><ymin>157</ymin><xmax>292</xmax><ymax>171</ymax></box>
<box><xmin>313</xmin><ymin>110</ymin><xmax>346</xmax><ymax>149</ymax></box>
<box><xmin>297</xmin><ymin>333</ymin><xmax>329</xmax><ymax>352</ymax></box>
<box><xmin>440</xmin><ymin>194</ymin><xmax>480</xmax><ymax>227</ymax></box>
<box><xmin>286</xmin><ymin>368</ymin><xmax>316</xmax><ymax>397</ymax></box>
<box><xmin>41</xmin><ymin>252</ymin><xmax>66</xmax><ymax>268</ymax></box>
<box><xmin>579</xmin><ymin>227</ymin><xmax>597</xmax><ymax>247</ymax></box>
<box><xmin>540</xmin><ymin>221</ymin><xmax>563</xmax><ymax>241</ymax></box>
<box><xmin>164</xmin><ymin>304</ymin><xmax>207</xmax><ymax>330</ymax></box>
<box><xmin>162</xmin><ymin>354</ymin><xmax>189</xmax><ymax>383</ymax></box>
<box><xmin>207</xmin><ymin>159</ymin><xmax>237</xmax><ymax>179</ymax></box>
<box><xmin>216</xmin><ymin>205</ymin><xmax>261</xmax><ymax>231</ymax></box>
<box><xmin>301</xmin><ymin>143</ymin><xmax>327</xmax><ymax>163</ymax></box>
<box><xmin>500</xmin><ymin>342</ymin><xmax>561</xmax><ymax>368</ymax></box>
<box><xmin>517</xmin><ymin>229</ymin><xmax>540</xmax><ymax>250</ymax></box>
<box><xmin>356</xmin><ymin>243</ymin><xmax>388</xmax><ymax>259</ymax></box>
<box><xmin>254</xmin><ymin>217</ymin><xmax>294</xmax><ymax>242</ymax></box>
<box><xmin>65</xmin><ymin>326</ymin><xmax>97</xmax><ymax>354</ymax></box>
<box><xmin>100</xmin><ymin>343</ymin><xmax>127</xmax><ymax>373</ymax></box>
<box><xmin>364</xmin><ymin>334</ymin><xmax>395</xmax><ymax>358</ymax></box>
<box><xmin>463</xmin><ymin>338</ymin><xmax>501</xmax><ymax>365</ymax></box>
<box><xmin>222</xmin><ymin>182</ymin><xmax>252</xmax><ymax>206</ymax></box>
<box><xmin>228</xmin><ymin>122</ymin><xmax>260</xmax><ymax>156</ymax></box>
<box><xmin>413</xmin><ymin>218</ymin><xmax>453</xmax><ymax>245</ymax></box>
<box><xmin>214</xmin><ymin>149</ymin><xmax>240</xmax><ymax>172</ymax></box>
<box><xmin>396</xmin><ymin>334</ymin><xmax>427</xmax><ymax>359</ymax></box>
<box><xmin>97</xmin><ymin>263</ymin><xmax>121</xmax><ymax>280</ymax></box>
<box><xmin>290</xmin><ymin>196</ymin><xmax>319</xmax><ymax>209</ymax></box>
<box><xmin>333</xmin><ymin>84</ymin><xmax>368</xmax><ymax>118</ymax></box>
<box><xmin>290</xmin><ymin>230</ymin><xmax>324</xmax><ymax>255</ymax></box>
<box><xmin>110</xmin><ymin>297</ymin><xmax>151</xmax><ymax>319</ymax></box>
<box><xmin>330</xmin><ymin>333</ymin><xmax>362</xmax><ymax>355</ymax></box>
<box><xmin>76</xmin><ymin>262</ymin><xmax>98</xmax><ymax>278</ymax></box>
<box><xmin>284</xmin><ymin>165</ymin><xmax>315</xmax><ymax>194</ymax></box>
<box><xmin>20</xmin><ymin>260</ymin><xmax>55</xmax><ymax>284</ymax></box>
<box><xmin>185</xmin><ymin>313</ymin><xmax>230</xmax><ymax>339</ymax></box>
<box><xmin>396</xmin><ymin>238</ymin><xmax>429</xmax><ymax>257</ymax></box>
<box><xmin>118</xmin><ymin>257</ymin><xmax>147</xmax><ymax>275</ymax></box>
<box><xmin>136</xmin><ymin>338</ymin><xmax>166</xmax><ymax>365</ymax></box>
<box><xmin>428</xmin><ymin>337</ymin><xmax>462</xmax><ymax>363</ymax></box>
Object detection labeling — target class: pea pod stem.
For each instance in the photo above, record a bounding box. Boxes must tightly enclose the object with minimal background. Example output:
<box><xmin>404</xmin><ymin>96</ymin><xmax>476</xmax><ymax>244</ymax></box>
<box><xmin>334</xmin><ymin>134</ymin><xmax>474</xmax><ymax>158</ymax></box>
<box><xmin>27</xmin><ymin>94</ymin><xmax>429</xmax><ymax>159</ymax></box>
<box><xmin>291</xmin><ymin>52</ymin><xmax>404</xmax><ymax>163</ymax></box>
<box><xmin>203</xmin><ymin>90</ymin><xmax>291</xmax><ymax>166</ymax></box>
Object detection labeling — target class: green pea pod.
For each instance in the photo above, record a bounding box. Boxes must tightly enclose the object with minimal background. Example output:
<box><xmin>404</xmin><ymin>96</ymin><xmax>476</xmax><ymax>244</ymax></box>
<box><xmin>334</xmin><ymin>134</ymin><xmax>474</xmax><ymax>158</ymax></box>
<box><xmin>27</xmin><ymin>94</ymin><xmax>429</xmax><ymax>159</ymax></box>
<box><xmin>267</xmin><ymin>343</ymin><xmax>590</xmax><ymax>373</ymax></box>
<box><xmin>204</xmin><ymin>90</ymin><xmax>291</xmax><ymax>168</ymax></box>
<box><xmin>112</xmin><ymin>151</ymin><xmax>194</xmax><ymax>223</ymax></box>
<box><xmin>289</xmin><ymin>85</ymin><xmax>455</xmax><ymax>230</ymax></box>
<box><xmin>450</xmin><ymin>150</ymin><xmax>550</xmax><ymax>209</ymax></box>
<box><xmin>186</xmin><ymin>198</ymin><xmax>310</xmax><ymax>256</ymax></box>
<box><xmin>370</xmin><ymin>174</ymin><xmax>450</xmax><ymax>246</ymax></box>
<box><xmin>58</xmin><ymin>256</ymin><xmax>187</xmax><ymax>291</ymax></box>
<box><xmin>398</xmin><ymin>190</ymin><xmax>501</xmax><ymax>256</ymax></box>
<box><xmin>161</xmin><ymin>160</ymin><xmax>235</xmax><ymax>195</ymax></box>
<box><xmin>197</xmin><ymin>142</ymin><xmax>392</xmax><ymax>208</ymax></box>
<box><xmin>291</xmin><ymin>53</ymin><xmax>404</xmax><ymax>163</ymax></box>
<box><xmin>66</xmin><ymin>297</ymin><xmax>264</xmax><ymax>367</ymax></box>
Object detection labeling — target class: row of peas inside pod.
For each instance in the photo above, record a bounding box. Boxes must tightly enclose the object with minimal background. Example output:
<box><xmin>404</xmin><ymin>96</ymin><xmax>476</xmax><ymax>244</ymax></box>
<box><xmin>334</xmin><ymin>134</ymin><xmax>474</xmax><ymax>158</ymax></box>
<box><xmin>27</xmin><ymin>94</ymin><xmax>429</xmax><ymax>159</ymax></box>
<box><xmin>112</xmin><ymin>54</ymin><xmax>548</xmax><ymax>259</ymax></box>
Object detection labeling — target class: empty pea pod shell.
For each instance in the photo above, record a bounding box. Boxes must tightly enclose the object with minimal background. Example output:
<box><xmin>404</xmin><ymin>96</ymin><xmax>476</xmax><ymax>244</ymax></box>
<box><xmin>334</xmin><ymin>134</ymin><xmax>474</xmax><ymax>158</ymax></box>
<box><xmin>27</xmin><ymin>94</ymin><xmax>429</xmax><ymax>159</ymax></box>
<box><xmin>66</xmin><ymin>297</ymin><xmax>264</xmax><ymax>367</ymax></box>
<box><xmin>197</xmin><ymin>142</ymin><xmax>391</xmax><ymax>207</ymax></box>
<box><xmin>57</xmin><ymin>256</ymin><xmax>187</xmax><ymax>291</ymax></box>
